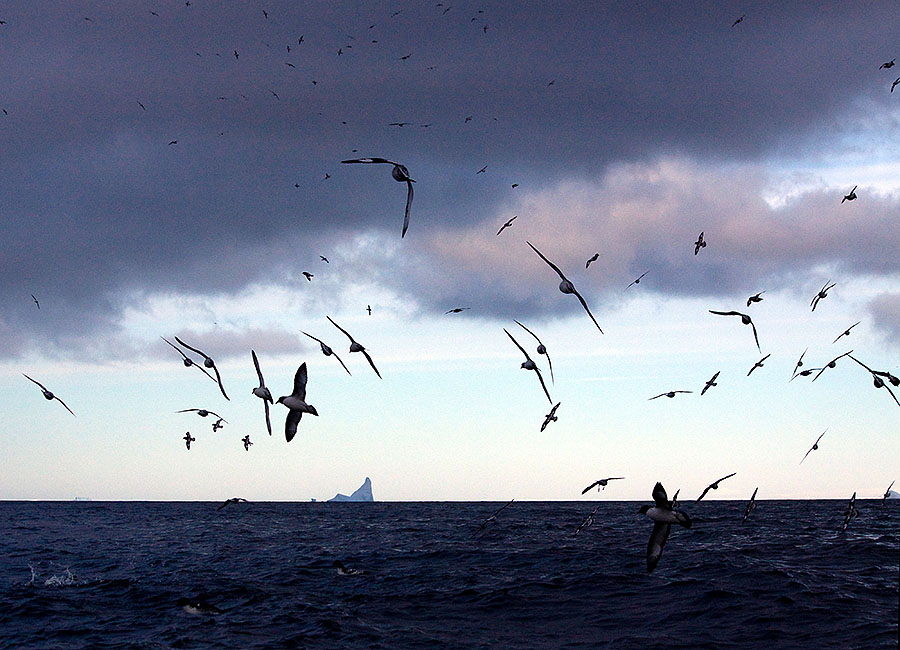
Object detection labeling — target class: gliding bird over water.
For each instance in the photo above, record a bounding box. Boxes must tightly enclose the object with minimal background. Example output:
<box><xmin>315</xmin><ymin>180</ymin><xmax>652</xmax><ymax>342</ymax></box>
<box><xmin>514</xmin><ymin>319</ymin><xmax>554</xmax><ymax>383</ymax></box>
<box><xmin>638</xmin><ymin>482</ymin><xmax>692</xmax><ymax>573</ymax></box>
<box><xmin>695</xmin><ymin>472</ymin><xmax>736</xmax><ymax>502</ymax></box>
<box><xmin>341</xmin><ymin>157</ymin><xmax>415</xmax><ymax>238</ymax></box>
<box><xmin>800</xmin><ymin>429</ymin><xmax>827</xmax><ymax>464</ymax></box>
<box><xmin>300</xmin><ymin>331</ymin><xmax>351</xmax><ymax>375</ymax></box>
<box><xmin>742</xmin><ymin>487</ymin><xmax>758</xmax><ymax>524</ymax></box>
<box><xmin>649</xmin><ymin>390</ymin><xmax>692</xmax><ymax>400</ymax></box>
<box><xmin>708</xmin><ymin>310</ymin><xmax>760</xmax><ymax>352</ymax></box>
<box><xmin>841</xmin><ymin>185</ymin><xmax>857</xmax><ymax>203</ymax></box>
<box><xmin>526</xmin><ymin>241</ymin><xmax>603</xmax><ymax>333</ymax></box>
<box><xmin>504</xmin><ymin>328</ymin><xmax>552</xmax><ymax>404</ymax></box>
<box><xmin>276</xmin><ymin>362</ymin><xmax>319</xmax><ymax>443</ymax></box>
<box><xmin>701</xmin><ymin>371</ymin><xmax>720</xmax><ymax>395</ymax></box>
<box><xmin>174</xmin><ymin>336</ymin><xmax>229</xmax><ymax>400</ymax></box>
<box><xmin>581</xmin><ymin>477</ymin><xmax>624</xmax><ymax>494</ymax></box>
<box><xmin>22</xmin><ymin>374</ymin><xmax>76</xmax><ymax>416</ymax></box>
<box><xmin>810</xmin><ymin>281</ymin><xmax>836</xmax><ymax>311</ymax></box>
<box><xmin>161</xmin><ymin>337</ymin><xmax>215</xmax><ymax>382</ymax></box>
<box><xmin>540</xmin><ymin>402</ymin><xmax>561</xmax><ymax>431</ymax></box>
<box><xmin>625</xmin><ymin>271</ymin><xmax>648</xmax><ymax>289</ymax></box>
<box><xmin>326</xmin><ymin>317</ymin><xmax>381</xmax><ymax>378</ymax></box>
<box><xmin>251</xmin><ymin>350</ymin><xmax>273</xmax><ymax>435</ymax></box>
<box><xmin>883</xmin><ymin>481</ymin><xmax>895</xmax><ymax>504</ymax></box>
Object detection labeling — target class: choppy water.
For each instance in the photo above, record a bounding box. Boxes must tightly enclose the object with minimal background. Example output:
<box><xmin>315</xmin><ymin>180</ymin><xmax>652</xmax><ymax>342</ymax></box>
<box><xmin>0</xmin><ymin>500</ymin><xmax>897</xmax><ymax>649</ymax></box>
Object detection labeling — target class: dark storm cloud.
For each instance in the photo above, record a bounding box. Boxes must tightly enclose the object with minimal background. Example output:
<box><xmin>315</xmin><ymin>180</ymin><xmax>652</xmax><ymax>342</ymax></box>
<box><xmin>2</xmin><ymin>2</ymin><xmax>898</xmax><ymax>356</ymax></box>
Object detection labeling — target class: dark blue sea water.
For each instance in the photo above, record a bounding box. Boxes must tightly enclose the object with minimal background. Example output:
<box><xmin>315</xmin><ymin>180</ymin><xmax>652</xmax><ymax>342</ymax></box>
<box><xmin>1</xmin><ymin>500</ymin><xmax>897</xmax><ymax>649</ymax></box>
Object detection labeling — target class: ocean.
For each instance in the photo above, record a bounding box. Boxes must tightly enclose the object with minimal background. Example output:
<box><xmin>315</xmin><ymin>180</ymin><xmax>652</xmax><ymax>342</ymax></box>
<box><xmin>1</xmin><ymin>500</ymin><xmax>897</xmax><ymax>649</ymax></box>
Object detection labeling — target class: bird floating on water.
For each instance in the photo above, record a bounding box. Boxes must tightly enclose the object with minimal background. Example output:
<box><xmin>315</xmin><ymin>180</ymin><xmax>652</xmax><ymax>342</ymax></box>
<box><xmin>341</xmin><ymin>157</ymin><xmax>415</xmax><ymax>237</ymax></box>
<box><xmin>276</xmin><ymin>362</ymin><xmax>318</xmax><ymax>443</ymax></box>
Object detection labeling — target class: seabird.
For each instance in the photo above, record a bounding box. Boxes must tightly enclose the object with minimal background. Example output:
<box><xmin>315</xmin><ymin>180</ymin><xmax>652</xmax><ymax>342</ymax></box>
<box><xmin>695</xmin><ymin>472</ymin><xmax>736</xmax><ymax>502</ymax></box>
<box><xmin>326</xmin><ymin>317</ymin><xmax>381</xmax><ymax>378</ymax></box>
<box><xmin>832</xmin><ymin>321</ymin><xmax>861</xmax><ymax>343</ymax></box>
<box><xmin>276</xmin><ymin>363</ymin><xmax>319</xmax><ymax>443</ymax></box>
<box><xmin>251</xmin><ymin>350</ymin><xmax>273</xmax><ymax>435</ymax></box>
<box><xmin>708</xmin><ymin>310</ymin><xmax>761</xmax><ymax>352</ymax></box>
<box><xmin>701</xmin><ymin>371</ymin><xmax>720</xmax><ymax>395</ymax></box>
<box><xmin>242</xmin><ymin>435</ymin><xmax>252</xmax><ymax>451</ymax></box>
<box><xmin>883</xmin><ymin>480</ymin><xmax>895</xmax><ymax>504</ymax></box>
<box><xmin>300</xmin><ymin>330</ymin><xmax>351</xmax><ymax>375</ymax></box>
<box><xmin>812</xmin><ymin>350</ymin><xmax>852</xmax><ymax>382</ymax></box>
<box><xmin>540</xmin><ymin>402</ymin><xmax>561</xmax><ymax>431</ymax></box>
<box><xmin>840</xmin><ymin>493</ymin><xmax>859</xmax><ymax>532</ymax></box>
<box><xmin>183</xmin><ymin>432</ymin><xmax>195</xmax><ymax>449</ymax></box>
<box><xmin>496</xmin><ymin>215</ymin><xmax>517</xmax><ymax>235</ymax></box>
<box><xmin>474</xmin><ymin>498</ymin><xmax>515</xmax><ymax>535</ymax></box>
<box><xmin>731</xmin><ymin>14</ymin><xmax>744</xmax><ymax>27</ymax></box>
<box><xmin>320</xmin><ymin>255</ymin><xmax>329</xmax><ymax>263</ymax></box>
<box><xmin>648</xmin><ymin>390</ymin><xmax>692</xmax><ymax>400</ymax></box>
<box><xmin>211</xmin><ymin>418</ymin><xmax>225</xmax><ymax>432</ymax></box>
<box><xmin>217</xmin><ymin>497</ymin><xmax>247</xmax><ymax>511</ymax></box>
<box><xmin>302</xmin><ymin>271</ymin><xmax>313</xmax><ymax>281</ymax></box>
<box><xmin>581</xmin><ymin>477</ymin><xmax>624</xmax><ymax>494</ymax></box>
<box><xmin>514</xmin><ymin>319</ymin><xmax>554</xmax><ymax>383</ymax></box>
<box><xmin>810</xmin><ymin>281</ymin><xmax>836</xmax><ymax>311</ymax></box>
<box><xmin>791</xmin><ymin>367</ymin><xmax>823</xmax><ymax>381</ymax></box>
<box><xmin>880</xmin><ymin>59</ymin><xmax>895</xmax><ymax>69</ymax></box>
<box><xmin>504</xmin><ymin>328</ymin><xmax>553</xmax><ymax>404</ymax></box>
<box><xmin>847</xmin><ymin>355</ymin><xmax>900</xmax><ymax>407</ymax></box>
<box><xmin>173</xmin><ymin>336</ymin><xmax>229</xmax><ymax>400</ymax></box>
<box><xmin>746</xmin><ymin>291</ymin><xmax>765</xmax><ymax>307</ymax></box>
<box><xmin>841</xmin><ymin>186</ymin><xmax>857</xmax><ymax>203</ymax></box>
<box><xmin>177</xmin><ymin>408</ymin><xmax>226</xmax><ymax>421</ymax></box>
<box><xmin>161</xmin><ymin>337</ymin><xmax>216</xmax><ymax>382</ymax></box>
<box><xmin>22</xmin><ymin>374</ymin><xmax>76</xmax><ymax>416</ymax></box>
<box><xmin>742</xmin><ymin>487</ymin><xmax>758</xmax><ymax>524</ymax></box>
<box><xmin>892</xmin><ymin>77</ymin><xmax>900</xmax><ymax>93</ymax></box>
<box><xmin>747</xmin><ymin>353</ymin><xmax>771</xmax><ymax>376</ymax></box>
<box><xmin>476</xmin><ymin>165</ymin><xmax>487</xmax><ymax>174</ymax></box>
<box><xmin>526</xmin><ymin>241</ymin><xmax>603</xmax><ymax>333</ymax></box>
<box><xmin>366</xmin><ymin>305</ymin><xmax>372</xmax><ymax>316</ymax></box>
<box><xmin>445</xmin><ymin>307</ymin><xmax>470</xmax><ymax>314</ymax></box>
<box><xmin>585</xmin><ymin>252</ymin><xmax>599</xmax><ymax>269</ymax></box>
<box><xmin>31</xmin><ymin>294</ymin><xmax>39</xmax><ymax>309</ymax></box>
<box><xmin>333</xmin><ymin>560</ymin><xmax>363</xmax><ymax>575</ymax></box>
<box><xmin>574</xmin><ymin>503</ymin><xmax>602</xmax><ymax>535</ymax></box>
<box><xmin>791</xmin><ymin>348</ymin><xmax>808</xmax><ymax>379</ymax></box>
<box><xmin>693</xmin><ymin>231</ymin><xmax>706</xmax><ymax>255</ymax></box>
<box><xmin>800</xmin><ymin>428</ymin><xmax>827</xmax><ymax>464</ymax></box>
<box><xmin>625</xmin><ymin>271</ymin><xmax>648</xmax><ymax>289</ymax></box>
<box><xmin>341</xmin><ymin>157</ymin><xmax>415</xmax><ymax>237</ymax></box>
<box><xmin>638</xmin><ymin>482</ymin><xmax>692</xmax><ymax>572</ymax></box>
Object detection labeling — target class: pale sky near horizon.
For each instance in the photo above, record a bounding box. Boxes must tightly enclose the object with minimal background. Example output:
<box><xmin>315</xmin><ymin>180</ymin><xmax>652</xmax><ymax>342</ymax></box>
<box><xmin>1</xmin><ymin>1</ymin><xmax>898</xmax><ymax>502</ymax></box>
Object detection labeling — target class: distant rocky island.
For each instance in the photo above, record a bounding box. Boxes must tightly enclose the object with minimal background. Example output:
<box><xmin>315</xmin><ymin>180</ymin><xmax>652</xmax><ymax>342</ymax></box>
<box><xmin>327</xmin><ymin>477</ymin><xmax>374</xmax><ymax>502</ymax></box>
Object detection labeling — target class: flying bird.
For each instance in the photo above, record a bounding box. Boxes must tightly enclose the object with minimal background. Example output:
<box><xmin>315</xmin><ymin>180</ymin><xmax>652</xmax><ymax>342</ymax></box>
<box><xmin>177</xmin><ymin>408</ymin><xmax>226</xmax><ymax>421</ymax></box>
<box><xmin>22</xmin><ymin>374</ymin><xmax>76</xmax><ymax>417</ymax></box>
<box><xmin>883</xmin><ymin>481</ymin><xmax>895</xmax><ymax>504</ymax></box>
<box><xmin>514</xmin><ymin>319</ymin><xmax>554</xmax><ymax>383</ymax></box>
<box><xmin>474</xmin><ymin>498</ymin><xmax>515</xmax><ymax>535</ymax></box>
<box><xmin>695</xmin><ymin>472</ymin><xmax>736</xmax><ymax>502</ymax></box>
<box><xmin>585</xmin><ymin>252</ymin><xmax>599</xmax><ymax>269</ymax></box>
<box><xmin>173</xmin><ymin>336</ymin><xmax>229</xmax><ymax>400</ymax></box>
<box><xmin>742</xmin><ymin>487</ymin><xmax>758</xmax><ymax>524</ymax></box>
<box><xmin>701</xmin><ymin>371</ymin><xmax>720</xmax><ymax>395</ymax></box>
<box><xmin>847</xmin><ymin>355</ymin><xmax>900</xmax><ymax>407</ymax></box>
<box><xmin>217</xmin><ymin>497</ymin><xmax>247</xmax><ymax>511</ymax></box>
<box><xmin>574</xmin><ymin>503</ymin><xmax>602</xmax><ymax>536</ymax></box>
<box><xmin>503</xmin><ymin>328</ymin><xmax>553</xmax><ymax>404</ymax></box>
<box><xmin>791</xmin><ymin>366</ymin><xmax>823</xmax><ymax>381</ymax></box>
<box><xmin>496</xmin><ymin>215</ymin><xmax>517</xmax><ymax>235</ymax></box>
<box><xmin>581</xmin><ymin>477</ymin><xmax>624</xmax><ymax>494</ymax></box>
<box><xmin>791</xmin><ymin>348</ymin><xmax>808</xmax><ymax>379</ymax></box>
<box><xmin>31</xmin><ymin>294</ymin><xmax>39</xmax><ymax>309</ymax></box>
<box><xmin>476</xmin><ymin>165</ymin><xmax>487</xmax><ymax>174</ymax></box>
<box><xmin>731</xmin><ymin>14</ymin><xmax>744</xmax><ymax>27</ymax></box>
<box><xmin>746</xmin><ymin>291</ymin><xmax>765</xmax><ymax>307</ymax></box>
<box><xmin>841</xmin><ymin>186</ymin><xmax>857</xmax><ymax>203</ymax></box>
<box><xmin>693</xmin><ymin>231</ymin><xmax>706</xmax><ymax>255</ymax></box>
<box><xmin>242</xmin><ymin>435</ymin><xmax>253</xmax><ymax>451</ymax></box>
<box><xmin>648</xmin><ymin>390</ymin><xmax>692</xmax><ymax>400</ymax></box>
<box><xmin>832</xmin><ymin>321</ymin><xmax>861</xmax><ymax>343</ymax></box>
<box><xmin>211</xmin><ymin>418</ymin><xmax>225</xmax><ymax>432</ymax></box>
<box><xmin>800</xmin><ymin>429</ymin><xmax>827</xmax><ymax>464</ymax></box>
<box><xmin>526</xmin><ymin>241</ymin><xmax>603</xmax><ymax>333</ymax></box>
<box><xmin>625</xmin><ymin>271</ymin><xmax>648</xmax><ymax>289</ymax></box>
<box><xmin>638</xmin><ymin>482</ymin><xmax>692</xmax><ymax>573</ymax></box>
<box><xmin>892</xmin><ymin>77</ymin><xmax>900</xmax><ymax>93</ymax></box>
<box><xmin>327</xmin><ymin>316</ymin><xmax>381</xmax><ymax>378</ymax></box>
<box><xmin>708</xmin><ymin>310</ymin><xmax>760</xmax><ymax>352</ymax></box>
<box><xmin>320</xmin><ymin>255</ymin><xmax>329</xmax><ymax>263</ymax></box>
<box><xmin>300</xmin><ymin>330</ymin><xmax>351</xmax><ymax>375</ymax></box>
<box><xmin>812</xmin><ymin>350</ymin><xmax>853</xmax><ymax>382</ymax></box>
<box><xmin>445</xmin><ymin>307</ymin><xmax>470</xmax><ymax>314</ymax></box>
<box><xmin>302</xmin><ymin>271</ymin><xmax>313</xmax><ymax>281</ymax></box>
<box><xmin>747</xmin><ymin>353</ymin><xmax>771</xmax><ymax>376</ymax></box>
<box><xmin>880</xmin><ymin>59</ymin><xmax>895</xmax><ymax>69</ymax></box>
<box><xmin>341</xmin><ymin>158</ymin><xmax>415</xmax><ymax>238</ymax></box>
<box><xmin>161</xmin><ymin>337</ymin><xmax>216</xmax><ymax>382</ymax></box>
<box><xmin>540</xmin><ymin>402</ymin><xmax>561</xmax><ymax>432</ymax></box>
<box><xmin>276</xmin><ymin>363</ymin><xmax>319</xmax><ymax>443</ymax></box>
<box><xmin>183</xmin><ymin>432</ymin><xmax>195</xmax><ymax>450</ymax></box>
<box><xmin>840</xmin><ymin>493</ymin><xmax>859</xmax><ymax>532</ymax></box>
<box><xmin>251</xmin><ymin>350</ymin><xmax>273</xmax><ymax>436</ymax></box>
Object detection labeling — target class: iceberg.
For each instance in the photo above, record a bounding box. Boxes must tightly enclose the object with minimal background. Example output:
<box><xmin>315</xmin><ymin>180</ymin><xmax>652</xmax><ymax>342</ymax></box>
<box><xmin>327</xmin><ymin>477</ymin><xmax>374</xmax><ymax>502</ymax></box>
<box><xmin>886</xmin><ymin>490</ymin><xmax>900</xmax><ymax>500</ymax></box>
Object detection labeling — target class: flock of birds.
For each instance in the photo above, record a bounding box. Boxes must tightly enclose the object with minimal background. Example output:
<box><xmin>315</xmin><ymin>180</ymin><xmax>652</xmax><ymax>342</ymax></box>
<box><xmin>12</xmin><ymin>6</ymin><xmax>900</xmax><ymax>575</ymax></box>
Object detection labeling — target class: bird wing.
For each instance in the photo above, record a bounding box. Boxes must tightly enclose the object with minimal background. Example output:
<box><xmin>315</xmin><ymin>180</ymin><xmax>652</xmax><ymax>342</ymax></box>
<box><xmin>749</xmin><ymin>320</ymin><xmax>760</xmax><ymax>352</ymax></box>
<box><xmin>544</xmin><ymin>350</ymin><xmax>554</xmax><ymax>384</ymax></box>
<box><xmin>717</xmin><ymin>472</ymin><xmax>737</xmax><ymax>484</ymax></box>
<box><xmin>326</xmin><ymin>316</ymin><xmax>354</xmax><ymax>343</ymax></box>
<box><xmin>361</xmin><ymin>349</ymin><xmax>382</xmax><ymax>379</ymax></box>
<box><xmin>646</xmin><ymin>522</ymin><xmax>671</xmax><ymax>572</ymax></box>
<box><xmin>881</xmin><ymin>382</ymin><xmax>900</xmax><ymax>408</ymax></box>
<box><xmin>173</xmin><ymin>335</ymin><xmax>207</xmax><ymax>359</ymax></box>
<box><xmin>54</xmin><ymin>396</ymin><xmax>77</xmax><ymax>417</ymax></box>
<box><xmin>285</xmin><ymin>408</ymin><xmax>302</xmax><ymax>443</ymax></box>
<box><xmin>251</xmin><ymin>350</ymin><xmax>265</xmax><ymax>386</ymax></box>
<box><xmin>504</xmin><ymin>328</ymin><xmax>530</xmax><ymax>360</ymax></box>
<box><xmin>534</xmin><ymin>366</ymin><xmax>553</xmax><ymax>404</ymax></box>
<box><xmin>695</xmin><ymin>486</ymin><xmax>712</xmax><ymax>503</ymax></box>
<box><xmin>571</xmin><ymin>287</ymin><xmax>604</xmax><ymax>333</ymax></box>
<box><xmin>210</xmin><ymin>363</ymin><xmax>230</xmax><ymax>401</ymax></box>
<box><xmin>292</xmin><ymin>363</ymin><xmax>308</xmax><ymax>401</ymax></box>
<box><xmin>800</xmin><ymin>446</ymin><xmax>814</xmax><ymax>464</ymax></box>
<box><xmin>341</xmin><ymin>157</ymin><xmax>396</xmax><ymax>165</ymax></box>
<box><xmin>652</xmin><ymin>482</ymin><xmax>669</xmax><ymax>507</ymax></box>
<box><xmin>648</xmin><ymin>393</ymin><xmax>666</xmax><ymax>400</ymax></box>
<box><xmin>332</xmin><ymin>351</ymin><xmax>352</xmax><ymax>375</ymax></box>
<box><xmin>22</xmin><ymin>373</ymin><xmax>48</xmax><ymax>392</ymax></box>
<box><xmin>581</xmin><ymin>481</ymin><xmax>601</xmax><ymax>495</ymax></box>
<box><xmin>263</xmin><ymin>399</ymin><xmax>272</xmax><ymax>436</ymax></box>
<box><xmin>300</xmin><ymin>330</ymin><xmax>324</xmax><ymax>346</ymax></box>
<box><xmin>708</xmin><ymin>310</ymin><xmax>741</xmax><ymax>317</ymax></box>
<box><xmin>401</xmin><ymin>179</ymin><xmax>413</xmax><ymax>238</ymax></box>
<box><xmin>526</xmin><ymin>241</ymin><xmax>567</xmax><ymax>283</ymax></box>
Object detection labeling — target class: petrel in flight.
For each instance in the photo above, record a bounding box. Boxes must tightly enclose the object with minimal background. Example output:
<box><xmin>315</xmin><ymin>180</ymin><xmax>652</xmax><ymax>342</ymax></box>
<box><xmin>695</xmin><ymin>472</ymin><xmax>736</xmax><ymax>502</ymax></box>
<box><xmin>341</xmin><ymin>157</ymin><xmax>415</xmax><ymax>237</ymax></box>
<box><xmin>708</xmin><ymin>310</ymin><xmax>760</xmax><ymax>352</ymax></box>
<box><xmin>581</xmin><ymin>477</ymin><xmax>624</xmax><ymax>494</ymax></box>
<box><xmin>526</xmin><ymin>241</ymin><xmax>604</xmax><ymax>333</ymax></box>
<box><xmin>277</xmin><ymin>363</ymin><xmax>319</xmax><ymax>443</ymax></box>
<box><xmin>174</xmin><ymin>336</ymin><xmax>229</xmax><ymax>400</ymax></box>
<box><xmin>22</xmin><ymin>374</ymin><xmax>76</xmax><ymax>417</ymax></box>
<box><xmin>638</xmin><ymin>482</ymin><xmax>692</xmax><ymax>572</ymax></box>
<box><xmin>251</xmin><ymin>350</ymin><xmax>273</xmax><ymax>435</ymax></box>
<box><xmin>800</xmin><ymin>429</ymin><xmax>827</xmax><ymax>464</ymax></box>
<box><xmin>327</xmin><ymin>317</ymin><xmax>381</xmax><ymax>378</ymax></box>
<box><xmin>504</xmin><ymin>328</ymin><xmax>552</xmax><ymax>404</ymax></box>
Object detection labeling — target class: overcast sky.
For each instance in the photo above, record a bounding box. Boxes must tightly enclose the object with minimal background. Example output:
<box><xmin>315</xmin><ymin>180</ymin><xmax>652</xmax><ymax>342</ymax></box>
<box><xmin>2</xmin><ymin>2</ymin><xmax>898</xmax><ymax>502</ymax></box>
